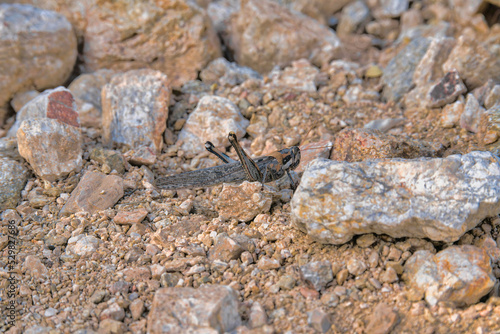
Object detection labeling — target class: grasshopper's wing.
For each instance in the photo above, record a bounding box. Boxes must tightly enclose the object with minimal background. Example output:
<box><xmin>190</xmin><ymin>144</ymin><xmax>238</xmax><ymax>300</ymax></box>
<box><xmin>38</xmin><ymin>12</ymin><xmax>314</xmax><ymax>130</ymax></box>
<box><xmin>156</xmin><ymin>162</ymin><xmax>247</xmax><ymax>190</ymax></box>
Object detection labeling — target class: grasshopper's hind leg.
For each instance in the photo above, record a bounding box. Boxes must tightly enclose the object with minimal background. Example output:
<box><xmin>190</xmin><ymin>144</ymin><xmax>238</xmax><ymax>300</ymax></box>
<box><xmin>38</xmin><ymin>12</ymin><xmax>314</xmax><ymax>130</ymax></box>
<box><xmin>205</xmin><ymin>141</ymin><xmax>237</xmax><ymax>164</ymax></box>
<box><xmin>228</xmin><ymin>132</ymin><xmax>262</xmax><ymax>182</ymax></box>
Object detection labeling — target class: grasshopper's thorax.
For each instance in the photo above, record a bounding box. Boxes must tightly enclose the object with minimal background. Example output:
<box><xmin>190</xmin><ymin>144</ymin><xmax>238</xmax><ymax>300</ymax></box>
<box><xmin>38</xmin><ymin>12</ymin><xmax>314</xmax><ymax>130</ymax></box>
<box><xmin>279</xmin><ymin>146</ymin><xmax>301</xmax><ymax>171</ymax></box>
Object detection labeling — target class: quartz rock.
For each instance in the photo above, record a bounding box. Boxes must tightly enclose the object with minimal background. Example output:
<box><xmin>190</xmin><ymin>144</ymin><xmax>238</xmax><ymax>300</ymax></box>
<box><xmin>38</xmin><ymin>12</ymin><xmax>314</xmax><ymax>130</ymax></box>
<box><xmin>177</xmin><ymin>96</ymin><xmax>249</xmax><ymax>155</ymax></box>
<box><xmin>291</xmin><ymin>151</ymin><xmax>500</xmax><ymax>244</ymax></box>
<box><xmin>403</xmin><ymin>245</ymin><xmax>495</xmax><ymax>306</ymax></box>
<box><xmin>102</xmin><ymin>69</ymin><xmax>170</xmax><ymax>153</ymax></box>
<box><xmin>147</xmin><ymin>285</ymin><xmax>242</xmax><ymax>333</ymax></box>
<box><xmin>66</xmin><ymin>235</ymin><xmax>100</xmax><ymax>257</ymax></box>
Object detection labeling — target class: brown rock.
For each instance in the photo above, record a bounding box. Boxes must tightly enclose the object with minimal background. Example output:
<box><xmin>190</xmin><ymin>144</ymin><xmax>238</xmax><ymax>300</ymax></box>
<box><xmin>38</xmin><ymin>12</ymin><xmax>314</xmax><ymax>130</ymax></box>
<box><xmin>82</xmin><ymin>0</ymin><xmax>221</xmax><ymax>88</ymax></box>
<box><xmin>129</xmin><ymin>299</ymin><xmax>145</xmax><ymax>321</ymax></box>
<box><xmin>121</xmin><ymin>267</ymin><xmax>152</xmax><ymax>282</ymax></box>
<box><xmin>22</xmin><ymin>255</ymin><xmax>48</xmax><ymax>279</ymax></box>
<box><xmin>216</xmin><ymin>182</ymin><xmax>274</xmax><ymax>223</ymax></box>
<box><xmin>100</xmin><ymin>303</ymin><xmax>125</xmax><ymax>322</ymax></box>
<box><xmin>102</xmin><ymin>69</ymin><xmax>170</xmax><ymax>153</ymax></box>
<box><xmin>224</xmin><ymin>0</ymin><xmax>341</xmax><ymax>74</ymax></box>
<box><xmin>257</xmin><ymin>256</ymin><xmax>280</xmax><ymax>270</ymax></box>
<box><xmin>0</xmin><ymin>4</ymin><xmax>76</xmax><ymax>124</ymax></box>
<box><xmin>443</xmin><ymin>35</ymin><xmax>500</xmax><ymax>90</ymax></box>
<box><xmin>60</xmin><ymin>171</ymin><xmax>124</xmax><ymax>215</ymax></box>
<box><xmin>17</xmin><ymin>118</ymin><xmax>82</xmax><ymax>182</ymax></box>
<box><xmin>331</xmin><ymin>128</ymin><xmax>439</xmax><ymax>162</ymax></box>
<box><xmin>89</xmin><ymin>147</ymin><xmax>126</xmax><ymax>174</ymax></box>
<box><xmin>98</xmin><ymin>319</ymin><xmax>127</xmax><ymax>334</ymax></box>
<box><xmin>114</xmin><ymin>208</ymin><xmax>148</xmax><ymax>225</ymax></box>
<box><xmin>209</xmin><ymin>233</ymin><xmax>245</xmax><ymax>262</ymax></box>
<box><xmin>147</xmin><ymin>286</ymin><xmax>241</xmax><ymax>333</ymax></box>
<box><xmin>478</xmin><ymin>105</ymin><xmax>500</xmax><ymax>146</ymax></box>
<box><xmin>365</xmin><ymin>303</ymin><xmax>398</xmax><ymax>334</ymax></box>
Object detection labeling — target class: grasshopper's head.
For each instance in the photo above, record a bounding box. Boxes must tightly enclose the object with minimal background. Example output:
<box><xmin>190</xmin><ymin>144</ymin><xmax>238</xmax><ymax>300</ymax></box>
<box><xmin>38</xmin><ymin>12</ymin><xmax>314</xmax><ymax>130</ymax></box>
<box><xmin>280</xmin><ymin>146</ymin><xmax>301</xmax><ymax>171</ymax></box>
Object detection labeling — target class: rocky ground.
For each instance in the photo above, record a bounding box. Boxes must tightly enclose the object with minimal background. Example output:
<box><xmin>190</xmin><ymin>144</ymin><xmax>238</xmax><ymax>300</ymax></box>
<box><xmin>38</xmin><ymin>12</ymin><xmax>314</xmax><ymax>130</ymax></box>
<box><xmin>2</xmin><ymin>0</ymin><xmax>500</xmax><ymax>333</ymax></box>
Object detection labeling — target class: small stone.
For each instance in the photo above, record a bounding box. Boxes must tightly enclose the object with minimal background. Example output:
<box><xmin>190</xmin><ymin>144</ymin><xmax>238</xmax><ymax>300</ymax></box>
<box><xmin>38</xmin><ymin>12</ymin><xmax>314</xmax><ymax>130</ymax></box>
<box><xmin>150</xmin><ymin>264</ymin><xmax>167</xmax><ymax>280</ymax></box>
<box><xmin>365</xmin><ymin>303</ymin><xmax>398</xmax><ymax>334</ymax></box>
<box><xmin>268</xmin><ymin>59</ymin><xmax>319</xmax><ymax>92</ymax></box>
<box><xmin>440</xmin><ymin>100</ymin><xmax>464</xmax><ymax>128</ymax></box>
<box><xmin>365</xmin><ymin>65</ymin><xmax>383</xmax><ymax>78</ymax></box>
<box><xmin>337</xmin><ymin>0</ymin><xmax>370</xmax><ymax>35</ymax></box>
<box><xmin>66</xmin><ymin>235</ymin><xmax>100</xmax><ymax>257</ymax></box>
<box><xmin>307</xmin><ymin>308</ymin><xmax>331</xmax><ymax>333</ymax></box>
<box><xmin>485</xmin><ymin>85</ymin><xmax>500</xmax><ymax>109</ymax></box>
<box><xmin>89</xmin><ymin>148</ymin><xmax>126</xmax><ymax>174</ymax></box>
<box><xmin>100</xmin><ymin>303</ymin><xmax>125</xmax><ymax>322</ymax></box>
<box><xmin>102</xmin><ymin>69</ymin><xmax>170</xmax><ymax>153</ymax></box>
<box><xmin>300</xmin><ymin>261</ymin><xmax>333</xmax><ymax>291</ymax></box>
<box><xmin>248</xmin><ymin>302</ymin><xmax>267</xmax><ymax>328</ymax></box>
<box><xmin>109</xmin><ymin>281</ymin><xmax>130</xmax><ymax>295</ymax></box>
<box><xmin>98</xmin><ymin>319</ymin><xmax>127</xmax><ymax>334</ymax></box>
<box><xmin>121</xmin><ymin>267</ymin><xmax>152</xmax><ymax>282</ymax></box>
<box><xmin>337</xmin><ymin>269</ymin><xmax>349</xmax><ymax>285</ymax></box>
<box><xmin>216</xmin><ymin>182</ymin><xmax>274</xmax><ymax>223</ymax></box>
<box><xmin>90</xmin><ymin>290</ymin><xmax>108</xmax><ymax>304</ymax></box>
<box><xmin>10</xmin><ymin>90</ymin><xmax>40</xmax><ymax>112</ymax></box>
<box><xmin>347</xmin><ymin>258</ymin><xmax>367</xmax><ymax>276</ymax></box>
<box><xmin>277</xmin><ymin>275</ymin><xmax>296</xmax><ymax>290</ymax></box>
<box><xmin>147</xmin><ymin>285</ymin><xmax>241</xmax><ymax>333</ymax></box>
<box><xmin>356</xmin><ymin>234</ymin><xmax>377</xmax><ymax>248</ymax></box>
<box><xmin>177</xmin><ymin>95</ymin><xmax>249</xmax><ymax>155</ymax></box>
<box><xmin>320</xmin><ymin>291</ymin><xmax>339</xmax><ymax>307</ymax></box>
<box><xmin>44</xmin><ymin>308</ymin><xmax>58</xmax><ymax>318</ymax></box>
<box><xmin>209</xmin><ymin>233</ymin><xmax>245</xmax><ymax>262</ymax></box>
<box><xmin>403</xmin><ymin>245</ymin><xmax>495</xmax><ymax>306</ymax></box>
<box><xmin>22</xmin><ymin>255</ymin><xmax>48</xmax><ymax>279</ymax></box>
<box><xmin>363</xmin><ymin>118</ymin><xmax>406</xmax><ymax>133</ymax></box>
<box><xmin>380</xmin><ymin>267</ymin><xmax>399</xmax><ymax>284</ymax></box>
<box><xmin>257</xmin><ymin>257</ymin><xmax>280</xmax><ymax>270</ymax></box>
<box><xmin>478</xmin><ymin>106</ymin><xmax>500</xmax><ymax>146</ymax></box>
<box><xmin>460</xmin><ymin>94</ymin><xmax>485</xmax><ymax>133</ymax></box>
<box><xmin>200</xmin><ymin>57</ymin><xmax>262</xmax><ymax>86</ymax></box>
<box><xmin>427</xmin><ymin>70</ymin><xmax>467</xmax><ymax>108</ymax></box>
<box><xmin>60</xmin><ymin>171</ymin><xmax>124</xmax><ymax>215</ymax></box>
<box><xmin>130</xmin><ymin>299</ymin><xmax>144</xmax><ymax>321</ymax></box>
<box><xmin>125</xmin><ymin>146</ymin><xmax>157</xmax><ymax>166</ymax></box>
<box><xmin>0</xmin><ymin>157</ymin><xmax>30</xmax><ymax>210</ymax></box>
<box><xmin>114</xmin><ymin>208</ymin><xmax>148</xmax><ymax>225</ymax></box>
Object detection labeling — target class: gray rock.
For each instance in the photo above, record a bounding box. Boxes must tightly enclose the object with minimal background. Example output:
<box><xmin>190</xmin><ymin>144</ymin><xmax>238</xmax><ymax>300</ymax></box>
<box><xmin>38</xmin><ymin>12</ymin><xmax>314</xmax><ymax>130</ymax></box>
<box><xmin>440</xmin><ymin>99</ymin><xmax>464</xmax><ymax>128</ymax></box>
<box><xmin>299</xmin><ymin>261</ymin><xmax>333</xmax><ymax>291</ymax></box>
<box><xmin>460</xmin><ymin>94</ymin><xmax>485</xmax><ymax>133</ymax></box>
<box><xmin>403</xmin><ymin>245</ymin><xmax>495</xmax><ymax>306</ymax></box>
<box><xmin>307</xmin><ymin>308</ymin><xmax>331</xmax><ymax>333</ymax></box>
<box><xmin>337</xmin><ymin>0</ymin><xmax>370</xmax><ymax>35</ymax></box>
<box><xmin>17</xmin><ymin>118</ymin><xmax>82</xmax><ymax>182</ymax></box>
<box><xmin>248</xmin><ymin>302</ymin><xmax>267</xmax><ymax>328</ymax></box>
<box><xmin>0</xmin><ymin>4</ymin><xmax>77</xmax><ymax>124</ymax></box>
<box><xmin>147</xmin><ymin>285</ymin><xmax>242</xmax><ymax>333</ymax></box>
<box><xmin>10</xmin><ymin>90</ymin><xmax>40</xmax><ymax>113</ymax></box>
<box><xmin>99</xmin><ymin>302</ymin><xmax>125</xmax><ymax>321</ymax></box>
<box><xmin>427</xmin><ymin>70</ymin><xmax>467</xmax><ymax>108</ymax></box>
<box><xmin>102</xmin><ymin>69</ymin><xmax>170</xmax><ymax>153</ymax></box>
<box><xmin>291</xmin><ymin>151</ymin><xmax>500</xmax><ymax>244</ymax></box>
<box><xmin>382</xmin><ymin>37</ymin><xmax>432</xmax><ymax>102</ymax></box>
<box><xmin>377</xmin><ymin>0</ymin><xmax>409</xmax><ymax>18</ymax></box>
<box><xmin>0</xmin><ymin>157</ymin><xmax>29</xmax><ymax>210</ymax></box>
<box><xmin>200</xmin><ymin>57</ymin><xmax>262</xmax><ymax>86</ymax></box>
<box><xmin>177</xmin><ymin>95</ymin><xmax>249</xmax><ymax>155</ymax></box>
<box><xmin>363</xmin><ymin>118</ymin><xmax>406</xmax><ymax>133</ymax></box>
<box><xmin>0</xmin><ymin>137</ymin><xmax>22</xmax><ymax>161</ymax></box>
<box><xmin>60</xmin><ymin>171</ymin><xmax>124</xmax><ymax>215</ymax></box>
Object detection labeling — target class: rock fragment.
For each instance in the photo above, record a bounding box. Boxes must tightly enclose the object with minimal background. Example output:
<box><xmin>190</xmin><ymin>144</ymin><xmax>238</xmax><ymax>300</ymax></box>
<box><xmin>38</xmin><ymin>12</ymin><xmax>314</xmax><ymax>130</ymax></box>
<box><xmin>102</xmin><ymin>69</ymin><xmax>170</xmax><ymax>153</ymax></box>
<box><xmin>22</xmin><ymin>255</ymin><xmax>48</xmax><ymax>279</ymax></box>
<box><xmin>291</xmin><ymin>151</ymin><xmax>500</xmax><ymax>244</ymax></box>
<box><xmin>147</xmin><ymin>285</ymin><xmax>242</xmax><ymax>333</ymax></box>
<box><xmin>460</xmin><ymin>94</ymin><xmax>485</xmax><ymax>133</ymax></box>
<box><xmin>0</xmin><ymin>157</ymin><xmax>30</xmax><ymax>210</ymax></box>
<box><xmin>268</xmin><ymin>59</ymin><xmax>319</xmax><ymax>92</ymax></box>
<box><xmin>403</xmin><ymin>246</ymin><xmax>495</xmax><ymax>306</ymax></box>
<box><xmin>177</xmin><ymin>95</ymin><xmax>249</xmax><ymax>155</ymax></box>
<box><xmin>224</xmin><ymin>0</ymin><xmax>341</xmax><ymax>74</ymax></box>
<box><xmin>307</xmin><ymin>308</ymin><xmax>331</xmax><ymax>333</ymax></box>
<box><xmin>248</xmin><ymin>302</ymin><xmax>267</xmax><ymax>328</ymax></box>
<box><xmin>0</xmin><ymin>4</ymin><xmax>77</xmax><ymax>124</ymax></box>
<box><xmin>427</xmin><ymin>70</ymin><xmax>467</xmax><ymax>108</ymax></box>
<box><xmin>17</xmin><ymin>118</ymin><xmax>82</xmax><ymax>182</ymax></box>
<box><xmin>89</xmin><ymin>147</ymin><xmax>126</xmax><ymax>174</ymax></box>
<box><xmin>82</xmin><ymin>1</ymin><xmax>221</xmax><ymax>88</ymax></box>
<box><xmin>209</xmin><ymin>233</ymin><xmax>246</xmax><ymax>262</ymax></box>
<box><xmin>440</xmin><ymin>100</ymin><xmax>464</xmax><ymax>128</ymax></box>
<box><xmin>114</xmin><ymin>208</ymin><xmax>148</xmax><ymax>225</ymax></box>
<box><xmin>478</xmin><ymin>105</ymin><xmax>500</xmax><ymax>146</ymax></box>
<box><xmin>216</xmin><ymin>182</ymin><xmax>274</xmax><ymax>223</ymax></box>
<box><xmin>331</xmin><ymin>128</ymin><xmax>439</xmax><ymax>162</ymax></box>
<box><xmin>200</xmin><ymin>58</ymin><xmax>262</xmax><ymax>86</ymax></box>
<box><xmin>337</xmin><ymin>1</ymin><xmax>370</xmax><ymax>35</ymax></box>
<box><xmin>365</xmin><ymin>303</ymin><xmax>398</xmax><ymax>334</ymax></box>
<box><xmin>60</xmin><ymin>171</ymin><xmax>124</xmax><ymax>215</ymax></box>
<box><xmin>66</xmin><ymin>235</ymin><xmax>100</xmax><ymax>257</ymax></box>
<box><xmin>299</xmin><ymin>261</ymin><xmax>333</xmax><ymax>291</ymax></box>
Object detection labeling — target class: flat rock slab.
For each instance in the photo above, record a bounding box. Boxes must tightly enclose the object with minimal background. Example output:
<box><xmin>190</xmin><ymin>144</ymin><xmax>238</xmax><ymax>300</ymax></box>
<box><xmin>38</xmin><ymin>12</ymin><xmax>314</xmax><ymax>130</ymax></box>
<box><xmin>60</xmin><ymin>171</ymin><xmax>123</xmax><ymax>215</ymax></box>
<box><xmin>403</xmin><ymin>245</ymin><xmax>495</xmax><ymax>306</ymax></box>
<box><xmin>291</xmin><ymin>151</ymin><xmax>500</xmax><ymax>244</ymax></box>
<box><xmin>147</xmin><ymin>285</ymin><xmax>241</xmax><ymax>333</ymax></box>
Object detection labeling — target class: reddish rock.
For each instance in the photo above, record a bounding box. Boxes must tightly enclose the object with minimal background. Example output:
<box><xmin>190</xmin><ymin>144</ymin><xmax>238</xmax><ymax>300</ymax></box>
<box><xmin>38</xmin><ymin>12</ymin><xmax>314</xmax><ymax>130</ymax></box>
<box><xmin>82</xmin><ymin>0</ymin><xmax>221</xmax><ymax>88</ymax></box>
<box><xmin>114</xmin><ymin>208</ymin><xmax>149</xmax><ymax>225</ymax></box>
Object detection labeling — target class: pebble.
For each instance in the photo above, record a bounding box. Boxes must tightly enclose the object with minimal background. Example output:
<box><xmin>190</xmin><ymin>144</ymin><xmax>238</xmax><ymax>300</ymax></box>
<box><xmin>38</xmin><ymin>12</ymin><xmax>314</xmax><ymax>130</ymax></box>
<box><xmin>403</xmin><ymin>245</ymin><xmax>495</xmax><ymax>306</ymax></box>
<box><xmin>248</xmin><ymin>302</ymin><xmax>268</xmax><ymax>328</ymax></box>
<box><xmin>337</xmin><ymin>0</ymin><xmax>370</xmax><ymax>35</ymax></box>
<box><xmin>365</xmin><ymin>303</ymin><xmax>398</xmax><ymax>334</ymax></box>
<box><xmin>177</xmin><ymin>95</ymin><xmax>249</xmax><ymax>155</ymax></box>
<box><xmin>99</xmin><ymin>302</ymin><xmax>125</xmax><ymax>321</ymax></box>
<box><xmin>347</xmin><ymin>258</ymin><xmax>367</xmax><ymax>276</ymax></box>
<box><xmin>98</xmin><ymin>319</ymin><xmax>127</xmax><ymax>334</ymax></box>
<box><xmin>147</xmin><ymin>285</ymin><xmax>242</xmax><ymax>333</ymax></box>
<box><xmin>114</xmin><ymin>208</ymin><xmax>148</xmax><ymax>225</ymax></box>
<box><xmin>440</xmin><ymin>100</ymin><xmax>464</xmax><ymax>128</ymax></box>
<box><xmin>268</xmin><ymin>59</ymin><xmax>319</xmax><ymax>92</ymax></box>
<box><xmin>299</xmin><ymin>261</ymin><xmax>333</xmax><ymax>291</ymax></box>
<box><xmin>89</xmin><ymin>148</ymin><xmax>126</xmax><ymax>174</ymax></box>
<box><xmin>102</xmin><ymin>69</ymin><xmax>170</xmax><ymax>153</ymax></box>
<box><xmin>200</xmin><ymin>57</ymin><xmax>262</xmax><ymax>86</ymax></box>
<box><xmin>478</xmin><ymin>105</ymin><xmax>500</xmax><ymax>146</ymax></box>
<box><xmin>460</xmin><ymin>94</ymin><xmax>485</xmax><ymax>133</ymax></box>
<box><xmin>66</xmin><ymin>235</ymin><xmax>100</xmax><ymax>257</ymax></box>
<box><xmin>257</xmin><ymin>256</ymin><xmax>280</xmax><ymax>270</ymax></box>
<box><xmin>307</xmin><ymin>308</ymin><xmax>332</xmax><ymax>333</ymax></box>
<box><xmin>129</xmin><ymin>299</ymin><xmax>144</xmax><ymax>321</ymax></box>
<box><xmin>292</xmin><ymin>151</ymin><xmax>500</xmax><ymax>244</ymax></box>
<box><xmin>0</xmin><ymin>157</ymin><xmax>29</xmax><ymax>210</ymax></box>
<box><xmin>209</xmin><ymin>233</ymin><xmax>246</xmax><ymax>262</ymax></box>
<box><xmin>216</xmin><ymin>182</ymin><xmax>274</xmax><ymax>222</ymax></box>
<box><xmin>427</xmin><ymin>70</ymin><xmax>467</xmax><ymax>108</ymax></box>
<box><xmin>22</xmin><ymin>255</ymin><xmax>48</xmax><ymax>279</ymax></box>
<box><xmin>44</xmin><ymin>308</ymin><xmax>58</xmax><ymax>318</ymax></box>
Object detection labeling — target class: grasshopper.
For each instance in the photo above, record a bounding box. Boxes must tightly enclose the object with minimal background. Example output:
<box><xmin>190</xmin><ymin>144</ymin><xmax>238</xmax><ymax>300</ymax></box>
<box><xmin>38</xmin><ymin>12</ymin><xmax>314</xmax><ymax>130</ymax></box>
<box><xmin>156</xmin><ymin>132</ymin><xmax>301</xmax><ymax>191</ymax></box>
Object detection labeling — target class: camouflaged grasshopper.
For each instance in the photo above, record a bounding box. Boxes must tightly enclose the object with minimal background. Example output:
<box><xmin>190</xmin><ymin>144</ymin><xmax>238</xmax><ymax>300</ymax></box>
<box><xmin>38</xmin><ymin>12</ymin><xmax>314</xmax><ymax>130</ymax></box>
<box><xmin>156</xmin><ymin>132</ymin><xmax>301</xmax><ymax>190</ymax></box>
